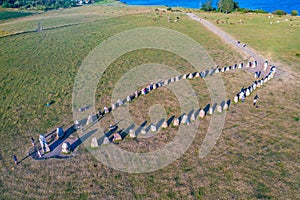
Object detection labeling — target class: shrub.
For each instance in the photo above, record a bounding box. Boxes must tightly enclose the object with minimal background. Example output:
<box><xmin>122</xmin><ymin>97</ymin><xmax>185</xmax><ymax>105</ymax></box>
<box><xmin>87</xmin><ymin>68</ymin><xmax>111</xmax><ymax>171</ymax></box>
<box><xmin>291</xmin><ymin>10</ymin><xmax>298</xmax><ymax>16</ymax></box>
<box><xmin>272</xmin><ymin>10</ymin><xmax>287</xmax><ymax>16</ymax></box>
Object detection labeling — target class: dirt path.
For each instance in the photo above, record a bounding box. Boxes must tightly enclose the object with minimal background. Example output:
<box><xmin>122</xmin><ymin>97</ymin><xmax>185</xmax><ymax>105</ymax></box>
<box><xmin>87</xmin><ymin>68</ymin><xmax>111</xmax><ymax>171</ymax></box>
<box><xmin>186</xmin><ymin>13</ymin><xmax>266</xmax><ymax>70</ymax></box>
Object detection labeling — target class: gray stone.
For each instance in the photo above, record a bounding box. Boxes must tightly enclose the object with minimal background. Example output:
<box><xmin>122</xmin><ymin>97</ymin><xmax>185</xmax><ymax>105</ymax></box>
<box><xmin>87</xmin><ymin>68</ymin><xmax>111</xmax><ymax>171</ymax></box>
<box><xmin>234</xmin><ymin>96</ymin><xmax>239</xmax><ymax>103</ymax></box>
<box><xmin>190</xmin><ymin>113</ymin><xmax>196</xmax><ymax>121</ymax></box>
<box><xmin>173</xmin><ymin>118</ymin><xmax>180</xmax><ymax>126</ymax></box>
<box><xmin>104</xmin><ymin>107</ymin><xmax>109</xmax><ymax>113</ymax></box>
<box><xmin>181</xmin><ymin>114</ymin><xmax>188</xmax><ymax>124</ymax></box>
<box><xmin>199</xmin><ymin>109</ymin><xmax>205</xmax><ymax>118</ymax></box>
<box><xmin>129</xmin><ymin>129</ymin><xmax>136</xmax><ymax>138</ymax></box>
<box><xmin>223</xmin><ymin>103</ymin><xmax>229</xmax><ymax>110</ymax></box>
<box><xmin>56</xmin><ymin>127</ymin><xmax>64</xmax><ymax>139</ymax></box>
<box><xmin>217</xmin><ymin>105</ymin><xmax>222</xmax><ymax>113</ymax></box>
<box><xmin>141</xmin><ymin>128</ymin><xmax>147</xmax><ymax>134</ymax></box>
<box><xmin>183</xmin><ymin>74</ymin><xmax>188</xmax><ymax>79</ymax></box>
<box><xmin>91</xmin><ymin>137</ymin><xmax>99</xmax><ymax>148</ymax></box>
<box><xmin>113</xmin><ymin>133</ymin><xmax>122</xmax><ymax>142</ymax></box>
<box><xmin>86</xmin><ymin>114</ymin><xmax>94</xmax><ymax>125</ymax></box>
<box><xmin>111</xmin><ymin>103</ymin><xmax>117</xmax><ymax>110</ymax></box>
<box><xmin>151</xmin><ymin>124</ymin><xmax>157</xmax><ymax>132</ymax></box>
<box><xmin>162</xmin><ymin>121</ymin><xmax>168</xmax><ymax>128</ymax></box>
<box><xmin>175</xmin><ymin>75</ymin><xmax>181</xmax><ymax>81</ymax></box>
<box><xmin>246</xmin><ymin>88</ymin><xmax>250</xmax><ymax>97</ymax></box>
<box><xmin>127</xmin><ymin>95</ymin><xmax>131</xmax><ymax>102</ymax></box>
<box><xmin>117</xmin><ymin>99</ymin><xmax>123</xmax><ymax>106</ymax></box>
<box><xmin>61</xmin><ymin>142</ymin><xmax>71</xmax><ymax>154</ymax></box>
<box><xmin>164</xmin><ymin>79</ymin><xmax>170</xmax><ymax>85</ymax></box>
<box><xmin>188</xmin><ymin>73</ymin><xmax>194</xmax><ymax>79</ymax></box>
<box><xmin>208</xmin><ymin>107</ymin><xmax>213</xmax><ymax>115</ymax></box>
<box><xmin>103</xmin><ymin>136</ymin><xmax>110</xmax><ymax>145</ymax></box>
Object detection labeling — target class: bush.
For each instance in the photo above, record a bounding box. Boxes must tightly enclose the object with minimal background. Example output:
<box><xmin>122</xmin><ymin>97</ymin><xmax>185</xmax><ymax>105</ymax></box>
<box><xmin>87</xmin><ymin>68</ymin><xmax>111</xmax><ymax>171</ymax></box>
<box><xmin>272</xmin><ymin>10</ymin><xmax>287</xmax><ymax>16</ymax></box>
<box><xmin>291</xmin><ymin>10</ymin><xmax>298</xmax><ymax>16</ymax></box>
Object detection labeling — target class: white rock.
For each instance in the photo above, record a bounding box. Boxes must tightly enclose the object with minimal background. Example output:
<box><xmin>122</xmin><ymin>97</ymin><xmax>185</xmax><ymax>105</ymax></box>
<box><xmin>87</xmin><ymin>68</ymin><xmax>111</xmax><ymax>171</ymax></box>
<box><xmin>181</xmin><ymin>115</ymin><xmax>188</xmax><ymax>124</ymax></box>
<box><xmin>246</xmin><ymin>89</ymin><xmax>250</xmax><ymax>97</ymax></box>
<box><xmin>234</xmin><ymin>96</ymin><xmax>239</xmax><ymax>103</ymax></box>
<box><xmin>86</xmin><ymin>114</ymin><xmax>94</xmax><ymax>125</ymax></box>
<box><xmin>111</xmin><ymin>103</ymin><xmax>117</xmax><ymax>110</ymax></box>
<box><xmin>173</xmin><ymin>118</ymin><xmax>180</xmax><ymax>126</ymax></box>
<box><xmin>223</xmin><ymin>103</ymin><xmax>228</xmax><ymax>110</ymax></box>
<box><xmin>117</xmin><ymin>99</ymin><xmax>123</xmax><ymax>106</ymax></box>
<box><xmin>199</xmin><ymin>109</ymin><xmax>205</xmax><ymax>118</ymax></box>
<box><xmin>91</xmin><ymin>137</ymin><xmax>99</xmax><ymax>148</ymax></box>
<box><xmin>61</xmin><ymin>142</ymin><xmax>71</xmax><ymax>153</ymax></box>
<box><xmin>127</xmin><ymin>95</ymin><xmax>131</xmax><ymax>102</ymax></box>
<box><xmin>103</xmin><ymin>136</ymin><xmax>110</xmax><ymax>145</ymax></box>
<box><xmin>151</xmin><ymin>124</ymin><xmax>157</xmax><ymax>132</ymax></box>
<box><xmin>129</xmin><ymin>129</ymin><xmax>136</xmax><ymax>138</ymax></box>
<box><xmin>190</xmin><ymin>113</ymin><xmax>196</xmax><ymax>121</ymax></box>
<box><xmin>208</xmin><ymin>107</ymin><xmax>213</xmax><ymax>115</ymax></box>
<box><xmin>217</xmin><ymin>105</ymin><xmax>222</xmax><ymax>113</ymax></box>
<box><xmin>162</xmin><ymin>121</ymin><xmax>168</xmax><ymax>128</ymax></box>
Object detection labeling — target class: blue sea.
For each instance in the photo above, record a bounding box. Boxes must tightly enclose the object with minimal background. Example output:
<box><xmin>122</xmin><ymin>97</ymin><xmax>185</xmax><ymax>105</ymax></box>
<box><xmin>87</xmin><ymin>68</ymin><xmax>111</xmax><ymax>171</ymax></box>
<box><xmin>120</xmin><ymin>0</ymin><xmax>300</xmax><ymax>15</ymax></box>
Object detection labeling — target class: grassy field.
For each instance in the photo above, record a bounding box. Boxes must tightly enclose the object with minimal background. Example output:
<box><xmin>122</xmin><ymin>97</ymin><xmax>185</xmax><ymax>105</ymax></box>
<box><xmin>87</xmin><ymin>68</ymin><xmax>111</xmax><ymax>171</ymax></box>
<box><xmin>0</xmin><ymin>9</ymin><xmax>36</xmax><ymax>21</ymax></box>
<box><xmin>0</xmin><ymin>5</ymin><xmax>299</xmax><ymax>199</ymax></box>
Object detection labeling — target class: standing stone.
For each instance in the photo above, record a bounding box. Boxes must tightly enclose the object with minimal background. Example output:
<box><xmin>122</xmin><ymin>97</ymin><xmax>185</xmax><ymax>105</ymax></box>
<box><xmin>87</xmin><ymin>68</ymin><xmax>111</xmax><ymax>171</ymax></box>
<box><xmin>170</xmin><ymin>77</ymin><xmax>175</xmax><ymax>83</ymax></box>
<box><xmin>181</xmin><ymin>115</ymin><xmax>188</xmax><ymax>124</ymax></box>
<box><xmin>190</xmin><ymin>113</ymin><xmax>196</xmax><ymax>121</ymax></box>
<box><xmin>104</xmin><ymin>107</ymin><xmax>109</xmax><ymax>114</ymax></box>
<box><xmin>113</xmin><ymin>133</ymin><xmax>122</xmax><ymax>142</ymax></box>
<box><xmin>188</xmin><ymin>73</ymin><xmax>194</xmax><ymax>79</ymax></box>
<box><xmin>164</xmin><ymin>79</ymin><xmax>170</xmax><ymax>85</ymax></box>
<box><xmin>263</xmin><ymin>61</ymin><xmax>268</xmax><ymax>71</ymax></box>
<box><xmin>246</xmin><ymin>88</ymin><xmax>250</xmax><ymax>97</ymax></box>
<box><xmin>74</xmin><ymin>120</ymin><xmax>80</xmax><ymax>129</ymax></box>
<box><xmin>253</xmin><ymin>61</ymin><xmax>257</xmax><ymax>68</ymax></box>
<box><xmin>232</xmin><ymin>64</ymin><xmax>237</xmax><ymax>70</ymax></box>
<box><xmin>226</xmin><ymin>66</ymin><xmax>230</xmax><ymax>71</ymax></box>
<box><xmin>175</xmin><ymin>75</ymin><xmax>181</xmax><ymax>81</ymax></box>
<box><xmin>111</xmin><ymin>103</ymin><xmax>117</xmax><ymax>110</ymax></box>
<box><xmin>234</xmin><ymin>96</ymin><xmax>239</xmax><ymax>103</ymax></box>
<box><xmin>135</xmin><ymin>91</ymin><xmax>139</xmax><ymax>98</ymax></box>
<box><xmin>56</xmin><ymin>127</ymin><xmax>64</xmax><ymax>139</ymax></box>
<box><xmin>140</xmin><ymin>128</ymin><xmax>147</xmax><ymax>134</ymax></box>
<box><xmin>195</xmin><ymin>72</ymin><xmax>200</xmax><ymax>78</ymax></box>
<box><xmin>199</xmin><ymin>109</ymin><xmax>205</xmax><ymax>118</ymax></box>
<box><xmin>238</xmin><ymin>63</ymin><xmax>243</xmax><ymax>68</ymax></box>
<box><xmin>127</xmin><ymin>95</ymin><xmax>131</xmax><ymax>102</ymax></box>
<box><xmin>117</xmin><ymin>99</ymin><xmax>123</xmax><ymax>106</ymax></box>
<box><xmin>129</xmin><ymin>129</ymin><xmax>136</xmax><ymax>138</ymax></box>
<box><xmin>61</xmin><ymin>142</ymin><xmax>71</xmax><ymax>154</ymax></box>
<box><xmin>253</xmin><ymin>83</ymin><xmax>257</xmax><ymax>91</ymax></box>
<box><xmin>250</xmin><ymin>86</ymin><xmax>253</xmax><ymax>93</ymax></box>
<box><xmin>102</xmin><ymin>136</ymin><xmax>110</xmax><ymax>145</ymax></box>
<box><xmin>217</xmin><ymin>105</ymin><xmax>222</xmax><ymax>113</ymax></box>
<box><xmin>162</xmin><ymin>121</ymin><xmax>168</xmax><ymax>128</ymax></box>
<box><xmin>223</xmin><ymin>103</ymin><xmax>229</xmax><ymax>110</ymax></box>
<box><xmin>208</xmin><ymin>107</ymin><xmax>213</xmax><ymax>115</ymax></box>
<box><xmin>153</xmin><ymin>83</ymin><xmax>157</xmax><ymax>89</ymax></box>
<box><xmin>183</xmin><ymin>74</ymin><xmax>188</xmax><ymax>79</ymax></box>
<box><xmin>141</xmin><ymin>88</ymin><xmax>147</xmax><ymax>95</ymax></box>
<box><xmin>173</xmin><ymin>118</ymin><xmax>180</xmax><ymax>126</ymax></box>
<box><xmin>151</xmin><ymin>124</ymin><xmax>157</xmax><ymax>132</ymax></box>
<box><xmin>86</xmin><ymin>114</ymin><xmax>94</xmax><ymax>125</ymax></box>
<box><xmin>221</xmin><ymin>67</ymin><xmax>225</xmax><ymax>72</ymax></box>
<box><xmin>91</xmin><ymin>137</ymin><xmax>99</xmax><ymax>148</ymax></box>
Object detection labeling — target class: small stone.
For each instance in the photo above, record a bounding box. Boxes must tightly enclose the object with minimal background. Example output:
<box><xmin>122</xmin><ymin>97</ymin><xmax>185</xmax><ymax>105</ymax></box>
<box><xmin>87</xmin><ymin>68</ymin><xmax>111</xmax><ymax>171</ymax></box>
<box><xmin>162</xmin><ymin>121</ymin><xmax>168</xmax><ymax>128</ymax></box>
<box><xmin>129</xmin><ymin>129</ymin><xmax>136</xmax><ymax>138</ymax></box>
<box><xmin>173</xmin><ymin>118</ymin><xmax>180</xmax><ymax>126</ymax></box>
<box><xmin>175</xmin><ymin>75</ymin><xmax>181</xmax><ymax>81</ymax></box>
<box><xmin>141</xmin><ymin>128</ymin><xmax>147</xmax><ymax>134</ymax></box>
<box><xmin>86</xmin><ymin>114</ymin><xmax>94</xmax><ymax>125</ymax></box>
<box><xmin>151</xmin><ymin>124</ymin><xmax>157</xmax><ymax>132</ymax></box>
<box><xmin>246</xmin><ymin>89</ymin><xmax>250</xmax><ymax>97</ymax></box>
<box><xmin>223</xmin><ymin>103</ymin><xmax>229</xmax><ymax>110</ymax></box>
<box><xmin>164</xmin><ymin>79</ymin><xmax>169</xmax><ymax>85</ymax></box>
<box><xmin>234</xmin><ymin>96</ymin><xmax>239</xmax><ymax>103</ymax></box>
<box><xmin>91</xmin><ymin>137</ymin><xmax>99</xmax><ymax>148</ymax></box>
<box><xmin>217</xmin><ymin>105</ymin><xmax>222</xmax><ymax>113</ymax></box>
<box><xmin>111</xmin><ymin>103</ymin><xmax>117</xmax><ymax>110</ymax></box>
<box><xmin>113</xmin><ymin>133</ymin><xmax>122</xmax><ymax>143</ymax></box>
<box><xmin>199</xmin><ymin>109</ymin><xmax>205</xmax><ymax>118</ymax></box>
<box><xmin>104</xmin><ymin>107</ymin><xmax>109</xmax><ymax>113</ymax></box>
<box><xmin>190</xmin><ymin>113</ymin><xmax>196</xmax><ymax>121</ymax></box>
<box><xmin>188</xmin><ymin>73</ymin><xmax>194</xmax><ymax>79</ymax></box>
<box><xmin>181</xmin><ymin>115</ymin><xmax>188</xmax><ymax>124</ymax></box>
<box><xmin>61</xmin><ymin>142</ymin><xmax>71</xmax><ymax>154</ymax></box>
<box><xmin>183</xmin><ymin>74</ymin><xmax>188</xmax><ymax>79</ymax></box>
<box><xmin>208</xmin><ymin>107</ymin><xmax>213</xmax><ymax>115</ymax></box>
<box><xmin>117</xmin><ymin>99</ymin><xmax>123</xmax><ymax>106</ymax></box>
<box><xmin>127</xmin><ymin>95</ymin><xmax>131</xmax><ymax>102</ymax></box>
<box><xmin>102</xmin><ymin>136</ymin><xmax>110</xmax><ymax>145</ymax></box>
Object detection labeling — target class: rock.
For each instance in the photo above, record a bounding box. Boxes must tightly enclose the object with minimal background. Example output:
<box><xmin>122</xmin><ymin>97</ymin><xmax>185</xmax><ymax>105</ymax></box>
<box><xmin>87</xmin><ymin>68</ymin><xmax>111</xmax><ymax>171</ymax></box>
<box><xmin>91</xmin><ymin>137</ymin><xmax>99</xmax><ymax>148</ymax></box>
<box><xmin>238</xmin><ymin>63</ymin><xmax>243</xmax><ymax>68</ymax></box>
<box><xmin>164</xmin><ymin>79</ymin><xmax>170</xmax><ymax>85</ymax></box>
<box><xmin>225</xmin><ymin>66</ymin><xmax>230</xmax><ymax>71</ymax></box>
<box><xmin>217</xmin><ymin>105</ymin><xmax>222</xmax><ymax>113</ymax></box>
<box><xmin>127</xmin><ymin>95</ymin><xmax>131</xmax><ymax>102</ymax></box>
<box><xmin>263</xmin><ymin>61</ymin><xmax>268</xmax><ymax>71</ymax></box>
<box><xmin>151</xmin><ymin>124</ymin><xmax>157</xmax><ymax>132</ymax></box>
<box><xmin>141</xmin><ymin>128</ymin><xmax>147</xmax><ymax>134</ymax></box>
<box><xmin>162</xmin><ymin>121</ymin><xmax>168</xmax><ymax>128</ymax></box>
<box><xmin>199</xmin><ymin>109</ymin><xmax>205</xmax><ymax>118</ymax></box>
<box><xmin>102</xmin><ymin>136</ymin><xmax>110</xmax><ymax>145</ymax></box>
<box><xmin>111</xmin><ymin>103</ymin><xmax>117</xmax><ymax>110</ymax></box>
<box><xmin>183</xmin><ymin>74</ymin><xmax>188</xmax><ymax>79</ymax></box>
<box><xmin>221</xmin><ymin>67</ymin><xmax>225</xmax><ymax>72</ymax></box>
<box><xmin>74</xmin><ymin>120</ymin><xmax>80</xmax><ymax>129</ymax></box>
<box><xmin>113</xmin><ymin>133</ymin><xmax>122</xmax><ymax>143</ymax></box>
<box><xmin>56</xmin><ymin>127</ymin><xmax>64</xmax><ymax>139</ymax></box>
<box><xmin>117</xmin><ymin>99</ymin><xmax>123</xmax><ymax>106</ymax></box>
<box><xmin>190</xmin><ymin>113</ymin><xmax>196</xmax><ymax>121</ymax></box>
<box><xmin>188</xmin><ymin>73</ymin><xmax>194</xmax><ymax>79</ymax></box>
<box><xmin>170</xmin><ymin>77</ymin><xmax>175</xmax><ymax>83</ymax></box>
<box><xmin>135</xmin><ymin>91</ymin><xmax>139</xmax><ymax>98</ymax></box>
<box><xmin>223</xmin><ymin>103</ymin><xmax>229</xmax><ymax>110</ymax></box>
<box><xmin>181</xmin><ymin>115</ymin><xmax>188</xmax><ymax>124</ymax></box>
<box><xmin>173</xmin><ymin>118</ymin><xmax>180</xmax><ymax>126</ymax></box>
<box><xmin>61</xmin><ymin>142</ymin><xmax>71</xmax><ymax>154</ymax></box>
<box><xmin>86</xmin><ymin>114</ymin><xmax>94</xmax><ymax>125</ymax></box>
<box><xmin>175</xmin><ymin>75</ymin><xmax>181</xmax><ymax>81</ymax></box>
<box><xmin>104</xmin><ymin>107</ymin><xmax>109</xmax><ymax>113</ymax></box>
<box><xmin>246</xmin><ymin>89</ymin><xmax>250</xmax><ymax>96</ymax></box>
<box><xmin>234</xmin><ymin>96</ymin><xmax>239</xmax><ymax>103</ymax></box>
<box><xmin>195</xmin><ymin>72</ymin><xmax>200</xmax><ymax>78</ymax></box>
<box><xmin>208</xmin><ymin>107</ymin><xmax>213</xmax><ymax>115</ymax></box>
<box><xmin>129</xmin><ymin>129</ymin><xmax>136</xmax><ymax>138</ymax></box>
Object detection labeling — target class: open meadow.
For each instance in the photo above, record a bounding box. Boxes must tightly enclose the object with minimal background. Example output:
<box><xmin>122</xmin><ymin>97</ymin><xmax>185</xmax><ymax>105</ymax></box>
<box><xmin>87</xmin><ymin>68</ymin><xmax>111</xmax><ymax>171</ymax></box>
<box><xmin>0</xmin><ymin>4</ymin><xmax>299</xmax><ymax>199</ymax></box>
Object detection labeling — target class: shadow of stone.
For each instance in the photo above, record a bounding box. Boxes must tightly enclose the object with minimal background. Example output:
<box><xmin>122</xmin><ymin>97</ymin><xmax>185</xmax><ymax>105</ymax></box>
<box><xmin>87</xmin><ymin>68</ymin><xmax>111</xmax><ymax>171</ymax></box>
<box><xmin>212</xmin><ymin>103</ymin><xmax>217</xmax><ymax>112</ymax></box>
<box><xmin>156</xmin><ymin>118</ymin><xmax>165</xmax><ymax>129</ymax></box>
<box><xmin>220</xmin><ymin>100</ymin><xmax>225</xmax><ymax>108</ymax></box>
<box><xmin>204</xmin><ymin>104</ymin><xmax>210</xmax><ymax>114</ymax></box>
<box><xmin>71</xmin><ymin>129</ymin><xmax>97</xmax><ymax>150</ymax></box>
<box><xmin>204</xmin><ymin>70</ymin><xmax>209</xmax><ymax>77</ymax></box>
<box><xmin>135</xmin><ymin>121</ymin><xmax>147</xmax><ymax>136</ymax></box>
<box><xmin>194</xmin><ymin>108</ymin><xmax>201</xmax><ymax>117</ymax></box>
<box><xmin>188</xmin><ymin>109</ymin><xmax>194</xmax><ymax>120</ymax></box>
<box><xmin>167</xmin><ymin>115</ymin><xmax>175</xmax><ymax>126</ymax></box>
<box><xmin>227</xmin><ymin>99</ymin><xmax>231</xmax><ymax>107</ymax></box>
<box><xmin>120</xmin><ymin>123</ymin><xmax>135</xmax><ymax>139</ymax></box>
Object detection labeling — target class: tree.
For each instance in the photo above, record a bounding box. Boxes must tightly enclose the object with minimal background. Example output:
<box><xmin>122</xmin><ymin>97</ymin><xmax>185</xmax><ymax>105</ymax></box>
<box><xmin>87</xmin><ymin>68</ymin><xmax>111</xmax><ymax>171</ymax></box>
<box><xmin>201</xmin><ymin>0</ymin><xmax>213</xmax><ymax>11</ymax></box>
<box><xmin>218</xmin><ymin>0</ymin><xmax>235</xmax><ymax>14</ymax></box>
<box><xmin>291</xmin><ymin>10</ymin><xmax>298</xmax><ymax>16</ymax></box>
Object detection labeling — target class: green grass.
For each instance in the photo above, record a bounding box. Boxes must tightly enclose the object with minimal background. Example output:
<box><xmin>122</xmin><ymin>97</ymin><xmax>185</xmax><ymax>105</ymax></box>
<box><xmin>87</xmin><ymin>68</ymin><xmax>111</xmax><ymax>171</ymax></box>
<box><xmin>195</xmin><ymin>11</ymin><xmax>300</xmax><ymax>70</ymax></box>
<box><xmin>0</xmin><ymin>5</ymin><xmax>299</xmax><ymax>199</ymax></box>
<box><xmin>0</xmin><ymin>10</ymin><xmax>35</xmax><ymax>21</ymax></box>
